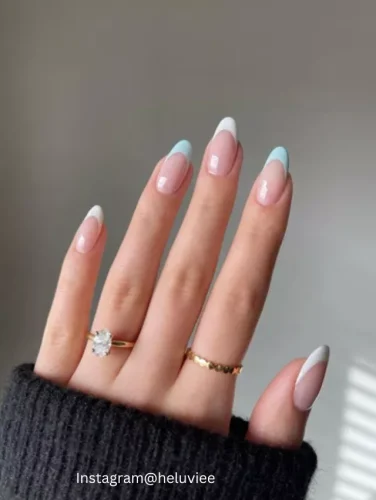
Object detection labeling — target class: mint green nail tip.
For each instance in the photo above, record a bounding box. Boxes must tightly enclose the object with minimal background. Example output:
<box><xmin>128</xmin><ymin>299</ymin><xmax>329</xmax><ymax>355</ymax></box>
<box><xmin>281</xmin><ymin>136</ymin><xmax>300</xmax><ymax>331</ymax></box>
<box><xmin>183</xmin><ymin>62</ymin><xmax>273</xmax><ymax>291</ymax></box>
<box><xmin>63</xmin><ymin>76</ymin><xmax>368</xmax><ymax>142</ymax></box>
<box><xmin>167</xmin><ymin>140</ymin><xmax>192</xmax><ymax>162</ymax></box>
<box><xmin>265</xmin><ymin>146</ymin><xmax>289</xmax><ymax>172</ymax></box>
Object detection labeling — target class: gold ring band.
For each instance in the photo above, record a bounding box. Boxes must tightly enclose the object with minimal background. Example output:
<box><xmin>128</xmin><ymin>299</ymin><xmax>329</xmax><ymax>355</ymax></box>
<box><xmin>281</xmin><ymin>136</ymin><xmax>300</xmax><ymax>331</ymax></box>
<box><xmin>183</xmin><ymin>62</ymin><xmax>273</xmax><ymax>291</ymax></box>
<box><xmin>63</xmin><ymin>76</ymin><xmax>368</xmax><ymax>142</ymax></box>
<box><xmin>87</xmin><ymin>333</ymin><xmax>135</xmax><ymax>348</ymax></box>
<box><xmin>185</xmin><ymin>348</ymin><xmax>243</xmax><ymax>375</ymax></box>
<box><xmin>87</xmin><ymin>329</ymin><xmax>135</xmax><ymax>357</ymax></box>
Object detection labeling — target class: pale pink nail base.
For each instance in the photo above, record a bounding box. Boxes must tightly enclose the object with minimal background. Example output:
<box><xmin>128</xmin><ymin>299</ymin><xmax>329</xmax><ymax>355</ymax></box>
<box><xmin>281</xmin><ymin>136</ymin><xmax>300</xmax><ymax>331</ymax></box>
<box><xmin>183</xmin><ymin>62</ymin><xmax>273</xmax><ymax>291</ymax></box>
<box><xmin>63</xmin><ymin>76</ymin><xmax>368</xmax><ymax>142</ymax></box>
<box><xmin>208</xmin><ymin>130</ymin><xmax>237</xmax><ymax>176</ymax></box>
<box><xmin>76</xmin><ymin>206</ymin><xmax>103</xmax><ymax>254</ymax></box>
<box><xmin>256</xmin><ymin>160</ymin><xmax>287</xmax><ymax>206</ymax></box>
<box><xmin>207</xmin><ymin>117</ymin><xmax>237</xmax><ymax>176</ymax></box>
<box><xmin>294</xmin><ymin>362</ymin><xmax>328</xmax><ymax>411</ymax></box>
<box><xmin>293</xmin><ymin>346</ymin><xmax>330</xmax><ymax>412</ymax></box>
<box><xmin>157</xmin><ymin>153</ymin><xmax>189</xmax><ymax>194</ymax></box>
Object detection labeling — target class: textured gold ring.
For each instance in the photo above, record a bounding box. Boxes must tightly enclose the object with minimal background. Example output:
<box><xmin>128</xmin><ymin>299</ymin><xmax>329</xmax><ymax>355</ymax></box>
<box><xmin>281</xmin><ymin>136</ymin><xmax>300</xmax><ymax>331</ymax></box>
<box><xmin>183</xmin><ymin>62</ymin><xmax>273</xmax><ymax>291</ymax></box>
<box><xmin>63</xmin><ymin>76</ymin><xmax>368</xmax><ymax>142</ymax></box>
<box><xmin>87</xmin><ymin>329</ymin><xmax>135</xmax><ymax>358</ymax></box>
<box><xmin>185</xmin><ymin>348</ymin><xmax>243</xmax><ymax>375</ymax></box>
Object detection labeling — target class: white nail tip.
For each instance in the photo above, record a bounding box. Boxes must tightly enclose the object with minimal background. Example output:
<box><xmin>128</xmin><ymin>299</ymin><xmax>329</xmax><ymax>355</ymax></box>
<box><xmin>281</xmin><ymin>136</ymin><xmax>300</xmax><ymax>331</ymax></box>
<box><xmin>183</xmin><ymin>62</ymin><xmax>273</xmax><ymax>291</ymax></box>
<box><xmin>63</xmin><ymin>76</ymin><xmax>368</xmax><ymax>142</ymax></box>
<box><xmin>85</xmin><ymin>205</ymin><xmax>104</xmax><ymax>224</ymax></box>
<box><xmin>213</xmin><ymin>117</ymin><xmax>237</xmax><ymax>141</ymax></box>
<box><xmin>295</xmin><ymin>345</ymin><xmax>330</xmax><ymax>385</ymax></box>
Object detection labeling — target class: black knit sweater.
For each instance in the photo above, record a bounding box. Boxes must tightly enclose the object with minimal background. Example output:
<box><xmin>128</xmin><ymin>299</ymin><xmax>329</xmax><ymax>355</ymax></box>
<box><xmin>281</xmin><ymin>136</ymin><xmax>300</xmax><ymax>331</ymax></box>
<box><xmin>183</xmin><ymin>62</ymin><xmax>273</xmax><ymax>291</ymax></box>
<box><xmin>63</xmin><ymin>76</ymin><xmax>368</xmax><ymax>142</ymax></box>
<box><xmin>0</xmin><ymin>364</ymin><xmax>317</xmax><ymax>499</ymax></box>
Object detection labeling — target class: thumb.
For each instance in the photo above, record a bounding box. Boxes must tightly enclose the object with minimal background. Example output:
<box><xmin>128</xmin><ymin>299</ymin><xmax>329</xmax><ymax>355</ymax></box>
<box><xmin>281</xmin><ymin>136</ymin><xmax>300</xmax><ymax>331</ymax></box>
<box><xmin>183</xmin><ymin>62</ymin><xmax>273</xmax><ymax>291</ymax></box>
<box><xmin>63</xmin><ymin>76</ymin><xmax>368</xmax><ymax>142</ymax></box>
<box><xmin>247</xmin><ymin>345</ymin><xmax>330</xmax><ymax>449</ymax></box>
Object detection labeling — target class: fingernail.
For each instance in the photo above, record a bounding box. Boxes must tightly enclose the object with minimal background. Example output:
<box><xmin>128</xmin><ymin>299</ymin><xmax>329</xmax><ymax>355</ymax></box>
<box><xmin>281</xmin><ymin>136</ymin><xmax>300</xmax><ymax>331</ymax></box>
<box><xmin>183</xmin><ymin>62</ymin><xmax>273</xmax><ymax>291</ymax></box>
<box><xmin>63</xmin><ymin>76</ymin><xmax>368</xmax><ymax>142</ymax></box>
<box><xmin>207</xmin><ymin>117</ymin><xmax>237</xmax><ymax>176</ymax></box>
<box><xmin>294</xmin><ymin>345</ymin><xmax>330</xmax><ymax>411</ymax></box>
<box><xmin>76</xmin><ymin>205</ymin><xmax>104</xmax><ymax>254</ymax></box>
<box><xmin>256</xmin><ymin>146</ymin><xmax>289</xmax><ymax>206</ymax></box>
<box><xmin>157</xmin><ymin>140</ymin><xmax>192</xmax><ymax>194</ymax></box>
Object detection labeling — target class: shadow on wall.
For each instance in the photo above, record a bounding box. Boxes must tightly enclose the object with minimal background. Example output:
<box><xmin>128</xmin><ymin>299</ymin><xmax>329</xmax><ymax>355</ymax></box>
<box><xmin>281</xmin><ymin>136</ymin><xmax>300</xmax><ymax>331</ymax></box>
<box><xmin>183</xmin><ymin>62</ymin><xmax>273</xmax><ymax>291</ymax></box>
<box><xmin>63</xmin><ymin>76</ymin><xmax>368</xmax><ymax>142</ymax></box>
<box><xmin>331</xmin><ymin>357</ymin><xmax>376</xmax><ymax>500</ymax></box>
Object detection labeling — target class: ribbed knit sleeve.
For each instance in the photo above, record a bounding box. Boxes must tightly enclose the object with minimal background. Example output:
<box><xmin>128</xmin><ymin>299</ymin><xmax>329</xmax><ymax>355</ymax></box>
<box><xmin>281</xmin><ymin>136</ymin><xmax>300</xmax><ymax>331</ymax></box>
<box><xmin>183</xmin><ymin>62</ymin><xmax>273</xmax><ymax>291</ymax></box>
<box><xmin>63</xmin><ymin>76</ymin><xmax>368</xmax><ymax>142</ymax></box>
<box><xmin>0</xmin><ymin>364</ymin><xmax>317</xmax><ymax>500</ymax></box>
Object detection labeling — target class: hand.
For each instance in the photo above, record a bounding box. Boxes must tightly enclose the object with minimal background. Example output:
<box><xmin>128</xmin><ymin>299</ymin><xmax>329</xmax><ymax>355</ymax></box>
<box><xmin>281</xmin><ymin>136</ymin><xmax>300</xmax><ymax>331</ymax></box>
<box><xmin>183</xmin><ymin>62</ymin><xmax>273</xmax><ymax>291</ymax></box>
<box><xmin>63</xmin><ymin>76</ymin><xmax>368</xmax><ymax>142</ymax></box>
<box><xmin>35</xmin><ymin>117</ymin><xmax>329</xmax><ymax>448</ymax></box>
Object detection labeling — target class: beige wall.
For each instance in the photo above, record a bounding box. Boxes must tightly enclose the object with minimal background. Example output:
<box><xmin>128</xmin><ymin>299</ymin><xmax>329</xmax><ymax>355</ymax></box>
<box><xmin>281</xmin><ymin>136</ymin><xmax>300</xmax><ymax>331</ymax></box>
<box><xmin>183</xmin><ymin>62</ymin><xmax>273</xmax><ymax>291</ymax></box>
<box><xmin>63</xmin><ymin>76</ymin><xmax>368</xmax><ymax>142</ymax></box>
<box><xmin>2</xmin><ymin>2</ymin><xmax>376</xmax><ymax>498</ymax></box>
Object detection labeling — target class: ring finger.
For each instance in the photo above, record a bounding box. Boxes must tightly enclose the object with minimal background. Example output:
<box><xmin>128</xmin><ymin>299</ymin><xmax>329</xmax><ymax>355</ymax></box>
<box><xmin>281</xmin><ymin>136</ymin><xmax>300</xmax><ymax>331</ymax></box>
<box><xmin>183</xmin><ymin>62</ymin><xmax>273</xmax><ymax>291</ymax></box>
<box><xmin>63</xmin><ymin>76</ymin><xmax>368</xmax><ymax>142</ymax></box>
<box><xmin>176</xmin><ymin>147</ymin><xmax>292</xmax><ymax>433</ymax></box>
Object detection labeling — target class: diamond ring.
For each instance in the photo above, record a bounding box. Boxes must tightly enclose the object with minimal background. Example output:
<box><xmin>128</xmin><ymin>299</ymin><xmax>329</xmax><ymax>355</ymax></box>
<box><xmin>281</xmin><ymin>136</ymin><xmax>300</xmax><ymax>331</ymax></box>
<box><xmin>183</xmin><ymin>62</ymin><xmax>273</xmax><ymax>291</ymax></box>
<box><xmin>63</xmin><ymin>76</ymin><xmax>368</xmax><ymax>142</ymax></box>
<box><xmin>87</xmin><ymin>329</ymin><xmax>135</xmax><ymax>358</ymax></box>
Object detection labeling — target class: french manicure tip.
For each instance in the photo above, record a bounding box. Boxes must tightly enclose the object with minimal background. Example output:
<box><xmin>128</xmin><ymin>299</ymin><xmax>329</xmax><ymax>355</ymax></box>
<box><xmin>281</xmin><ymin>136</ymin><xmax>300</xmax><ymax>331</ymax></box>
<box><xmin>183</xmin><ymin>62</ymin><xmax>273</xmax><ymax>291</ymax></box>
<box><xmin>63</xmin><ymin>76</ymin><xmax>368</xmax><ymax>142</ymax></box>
<box><xmin>85</xmin><ymin>205</ymin><xmax>104</xmax><ymax>224</ymax></box>
<box><xmin>167</xmin><ymin>140</ymin><xmax>192</xmax><ymax>162</ymax></box>
<box><xmin>213</xmin><ymin>117</ymin><xmax>237</xmax><ymax>141</ymax></box>
<box><xmin>296</xmin><ymin>345</ymin><xmax>330</xmax><ymax>385</ymax></box>
<box><xmin>265</xmin><ymin>146</ymin><xmax>289</xmax><ymax>172</ymax></box>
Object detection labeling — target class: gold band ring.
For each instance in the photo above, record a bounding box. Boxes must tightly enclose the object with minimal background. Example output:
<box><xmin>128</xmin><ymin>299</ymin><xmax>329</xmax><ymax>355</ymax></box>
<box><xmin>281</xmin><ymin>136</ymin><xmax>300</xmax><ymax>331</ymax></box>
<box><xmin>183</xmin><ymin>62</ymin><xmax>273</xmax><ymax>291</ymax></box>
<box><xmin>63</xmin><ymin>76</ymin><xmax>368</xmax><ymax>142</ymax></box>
<box><xmin>185</xmin><ymin>348</ymin><xmax>243</xmax><ymax>375</ymax></box>
<box><xmin>87</xmin><ymin>329</ymin><xmax>135</xmax><ymax>357</ymax></box>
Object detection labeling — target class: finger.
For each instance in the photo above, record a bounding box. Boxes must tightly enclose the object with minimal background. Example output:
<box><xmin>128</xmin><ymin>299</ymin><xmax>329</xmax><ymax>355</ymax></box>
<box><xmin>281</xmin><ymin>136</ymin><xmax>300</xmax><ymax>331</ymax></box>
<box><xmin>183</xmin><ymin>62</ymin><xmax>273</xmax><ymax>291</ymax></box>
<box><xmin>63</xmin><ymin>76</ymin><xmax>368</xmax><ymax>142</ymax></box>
<box><xmin>177</xmin><ymin>147</ymin><xmax>292</xmax><ymax>431</ymax></box>
<box><xmin>35</xmin><ymin>206</ymin><xmax>106</xmax><ymax>385</ymax></box>
<box><xmin>247</xmin><ymin>346</ymin><xmax>330</xmax><ymax>449</ymax></box>
<box><xmin>121</xmin><ymin>118</ymin><xmax>242</xmax><ymax>396</ymax></box>
<box><xmin>72</xmin><ymin>141</ymin><xmax>193</xmax><ymax>386</ymax></box>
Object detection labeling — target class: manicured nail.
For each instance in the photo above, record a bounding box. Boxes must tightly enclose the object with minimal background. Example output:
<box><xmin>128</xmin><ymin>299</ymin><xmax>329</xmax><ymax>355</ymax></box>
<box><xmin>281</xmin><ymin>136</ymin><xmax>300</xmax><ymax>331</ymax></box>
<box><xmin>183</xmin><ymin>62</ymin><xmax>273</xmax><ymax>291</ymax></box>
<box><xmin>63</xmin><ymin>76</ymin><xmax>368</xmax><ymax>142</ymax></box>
<box><xmin>76</xmin><ymin>205</ymin><xmax>104</xmax><ymax>254</ymax></box>
<box><xmin>156</xmin><ymin>140</ymin><xmax>192</xmax><ymax>194</ymax></box>
<box><xmin>294</xmin><ymin>345</ymin><xmax>330</xmax><ymax>411</ymax></box>
<box><xmin>256</xmin><ymin>146</ymin><xmax>289</xmax><ymax>206</ymax></box>
<box><xmin>207</xmin><ymin>117</ymin><xmax>237</xmax><ymax>176</ymax></box>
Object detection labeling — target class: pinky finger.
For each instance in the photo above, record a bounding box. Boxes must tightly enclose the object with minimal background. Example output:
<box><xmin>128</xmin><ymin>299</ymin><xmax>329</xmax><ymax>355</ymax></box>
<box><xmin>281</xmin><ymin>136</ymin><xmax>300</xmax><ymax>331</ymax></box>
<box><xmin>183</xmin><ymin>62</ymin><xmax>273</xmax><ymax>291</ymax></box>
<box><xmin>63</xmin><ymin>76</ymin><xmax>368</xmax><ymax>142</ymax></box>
<box><xmin>35</xmin><ymin>205</ymin><xmax>106</xmax><ymax>385</ymax></box>
<box><xmin>247</xmin><ymin>345</ymin><xmax>330</xmax><ymax>449</ymax></box>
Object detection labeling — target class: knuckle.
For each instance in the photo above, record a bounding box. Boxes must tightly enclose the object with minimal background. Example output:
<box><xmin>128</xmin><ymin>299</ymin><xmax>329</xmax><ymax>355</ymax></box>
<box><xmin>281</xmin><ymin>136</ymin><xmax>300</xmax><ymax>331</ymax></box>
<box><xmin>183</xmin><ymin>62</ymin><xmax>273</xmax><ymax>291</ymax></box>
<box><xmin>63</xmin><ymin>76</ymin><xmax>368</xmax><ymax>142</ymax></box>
<box><xmin>248</xmin><ymin>218</ymin><xmax>284</xmax><ymax>249</ymax></box>
<box><xmin>108</xmin><ymin>279</ymin><xmax>147</xmax><ymax>312</ymax></box>
<box><xmin>136</xmin><ymin>202</ymin><xmax>158</xmax><ymax>231</ymax></box>
<box><xmin>43</xmin><ymin>321</ymin><xmax>77</xmax><ymax>351</ymax></box>
<box><xmin>197</xmin><ymin>196</ymin><xmax>219</xmax><ymax>215</ymax></box>
<box><xmin>196</xmin><ymin>195</ymin><xmax>230</xmax><ymax>224</ymax></box>
<box><xmin>248</xmin><ymin>285</ymin><xmax>266</xmax><ymax>315</ymax></box>
<box><xmin>58</xmin><ymin>259</ymin><xmax>82</xmax><ymax>292</ymax></box>
<box><xmin>164</xmin><ymin>265</ymin><xmax>209</xmax><ymax>303</ymax></box>
<box><xmin>137</xmin><ymin>198</ymin><xmax>171</xmax><ymax>233</ymax></box>
<box><xmin>223</xmin><ymin>284</ymin><xmax>266</xmax><ymax>318</ymax></box>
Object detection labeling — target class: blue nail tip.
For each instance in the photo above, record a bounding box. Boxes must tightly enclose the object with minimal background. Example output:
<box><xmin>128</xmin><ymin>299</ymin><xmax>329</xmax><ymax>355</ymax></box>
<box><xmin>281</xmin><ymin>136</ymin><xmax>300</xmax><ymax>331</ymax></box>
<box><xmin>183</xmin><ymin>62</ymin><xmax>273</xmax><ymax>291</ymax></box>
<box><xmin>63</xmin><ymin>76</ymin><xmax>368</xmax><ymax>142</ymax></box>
<box><xmin>265</xmin><ymin>146</ymin><xmax>289</xmax><ymax>172</ymax></box>
<box><xmin>167</xmin><ymin>140</ymin><xmax>192</xmax><ymax>161</ymax></box>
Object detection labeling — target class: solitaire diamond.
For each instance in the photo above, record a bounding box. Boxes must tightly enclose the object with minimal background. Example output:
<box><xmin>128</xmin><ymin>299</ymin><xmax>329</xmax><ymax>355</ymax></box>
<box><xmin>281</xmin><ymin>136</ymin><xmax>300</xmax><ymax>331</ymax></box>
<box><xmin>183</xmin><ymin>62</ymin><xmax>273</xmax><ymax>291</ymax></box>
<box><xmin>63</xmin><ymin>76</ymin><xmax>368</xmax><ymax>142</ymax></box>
<box><xmin>92</xmin><ymin>329</ymin><xmax>112</xmax><ymax>357</ymax></box>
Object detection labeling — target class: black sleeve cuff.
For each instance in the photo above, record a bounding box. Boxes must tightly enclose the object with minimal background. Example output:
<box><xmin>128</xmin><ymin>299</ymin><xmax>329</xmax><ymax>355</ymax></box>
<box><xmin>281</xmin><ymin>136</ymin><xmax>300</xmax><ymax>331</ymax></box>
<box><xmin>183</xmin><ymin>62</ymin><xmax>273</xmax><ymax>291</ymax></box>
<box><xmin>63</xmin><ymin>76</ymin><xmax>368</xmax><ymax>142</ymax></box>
<box><xmin>0</xmin><ymin>364</ymin><xmax>317</xmax><ymax>499</ymax></box>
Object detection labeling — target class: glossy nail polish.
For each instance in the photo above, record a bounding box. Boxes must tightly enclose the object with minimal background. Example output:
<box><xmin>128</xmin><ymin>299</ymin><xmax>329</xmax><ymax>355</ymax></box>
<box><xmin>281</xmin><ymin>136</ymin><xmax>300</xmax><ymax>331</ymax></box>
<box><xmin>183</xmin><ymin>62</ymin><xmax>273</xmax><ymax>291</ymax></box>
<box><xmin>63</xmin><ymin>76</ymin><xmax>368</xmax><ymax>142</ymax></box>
<box><xmin>76</xmin><ymin>205</ymin><xmax>104</xmax><ymax>254</ymax></box>
<box><xmin>294</xmin><ymin>345</ymin><xmax>330</xmax><ymax>411</ymax></box>
<box><xmin>207</xmin><ymin>117</ymin><xmax>237</xmax><ymax>176</ymax></box>
<box><xmin>156</xmin><ymin>140</ymin><xmax>192</xmax><ymax>194</ymax></box>
<box><xmin>256</xmin><ymin>146</ymin><xmax>289</xmax><ymax>206</ymax></box>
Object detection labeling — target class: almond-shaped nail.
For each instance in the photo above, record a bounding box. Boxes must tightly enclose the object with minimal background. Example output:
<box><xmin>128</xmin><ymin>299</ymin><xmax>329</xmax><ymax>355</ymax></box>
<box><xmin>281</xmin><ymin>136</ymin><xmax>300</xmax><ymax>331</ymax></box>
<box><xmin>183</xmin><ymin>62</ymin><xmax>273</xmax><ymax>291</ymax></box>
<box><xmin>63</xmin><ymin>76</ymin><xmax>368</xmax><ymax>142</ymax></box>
<box><xmin>256</xmin><ymin>146</ymin><xmax>289</xmax><ymax>206</ymax></box>
<box><xmin>156</xmin><ymin>140</ymin><xmax>192</xmax><ymax>194</ymax></box>
<box><xmin>207</xmin><ymin>117</ymin><xmax>237</xmax><ymax>176</ymax></box>
<box><xmin>294</xmin><ymin>345</ymin><xmax>330</xmax><ymax>411</ymax></box>
<box><xmin>76</xmin><ymin>205</ymin><xmax>104</xmax><ymax>254</ymax></box>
